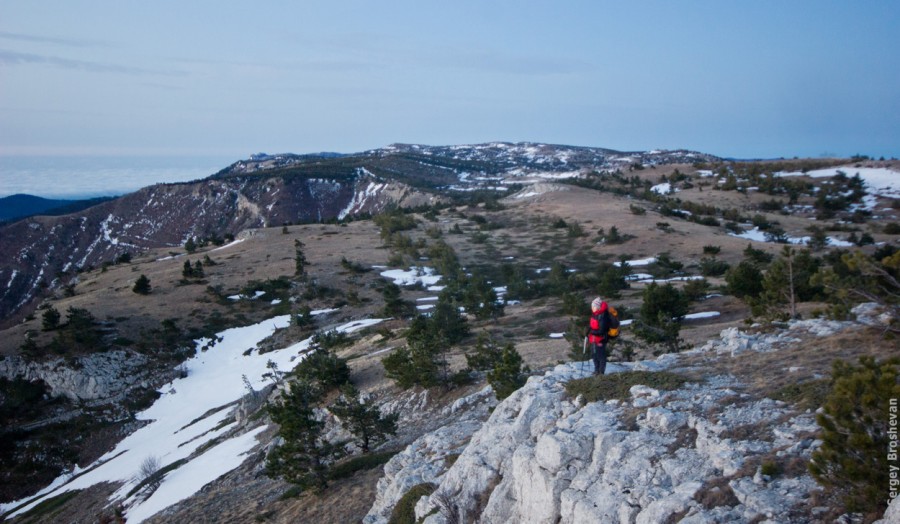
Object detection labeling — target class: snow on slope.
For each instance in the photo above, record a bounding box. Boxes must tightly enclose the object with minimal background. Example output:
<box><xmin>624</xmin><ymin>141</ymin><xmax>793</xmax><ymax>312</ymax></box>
<box><xmin>728</xmin><ymin>227</ymin><xmax>854</xmax><ymax>246</ymax></box>
<box><xmin>776</xmin><ymin>166</ymin><xmax>900</xmax><ymax>199</ymax></box>
<box><xmin>3</xmin><ymin>311</ymin><xmax>385</xmax><ymax>523</ymax></box>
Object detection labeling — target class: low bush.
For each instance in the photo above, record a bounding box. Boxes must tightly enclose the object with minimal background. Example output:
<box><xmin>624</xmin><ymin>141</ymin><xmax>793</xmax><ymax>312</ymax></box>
<box><xmin>389</xmin><ymin>482</ymin><xmax>436</xmax><ymax>524</ymax></box>
<box><xmin>771</xmin><ymin>378</ymin><xmax>830</xmax><ymax>411</ymax></box>
<box><xmin>329</xmin><ymin>450</ymin><xmax>397</xmax><ymax>481</ymax></box>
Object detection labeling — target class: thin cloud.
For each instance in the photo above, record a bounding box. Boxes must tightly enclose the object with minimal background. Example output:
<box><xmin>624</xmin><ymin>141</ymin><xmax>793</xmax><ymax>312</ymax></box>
<box><xmin>0</xmin><ymin>49</ymin><xmax>185</xmax><ymax>76</ymax></box>
<box><xmin>440</xmin><ymin>49</ymin><xmax>586</xmax><ymax>76</ymax></box>
<box><xmin>0</xmin><ymin>30</ymin><xmax>110</xmax><ymax>48</ymax></box>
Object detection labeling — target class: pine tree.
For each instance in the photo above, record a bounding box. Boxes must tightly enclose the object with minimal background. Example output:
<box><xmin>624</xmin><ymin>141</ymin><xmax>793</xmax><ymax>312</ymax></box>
<box><xmin>486</xmin><ymin>343</ymin><xmax>530</xmax><ymax>400</ymax></box>
<box><xmin>266</xmin><ymin>380</ymin><xmax>338</xmax><ymax>491</ymax></box>
<box><xmin>184</xmin><ymin>237</ymin><xmax>197</xmax><ymax>254</ymax></box>
<box><xmin>752</xmin><ymin>247</ymin><xmax>821</xmax><ymax>320</ymax></box>
<box><xmin>807</xmin><ymin>225</ymin><xmax>829</xmax><ymax>251</ymax></box>
<box><xmin>42</xmin><ymin>306</ymin><xmax>61</xmax><ymax>331</ymax></box>
<box><xmin>635</xmin><ymin>282</ymin><xmax>689</xmax><ymax>353</ymax></box>
<box><xmin>381</xmin><ymin>346</ymin><xmax>418</xmax><ymax>389</ymax></box>
<box><xmin>429</xmin><ymin>291</ymin><xmax>468</xmax><ymax>344</ymax></box>
<box><xmin>293</xmin><ymin>305</ymin><xmax>315</xmax><ymax>329</ymax></box>
<box><xmin>464</xmin><ymin>332</ymin><xmax>503</xmax><ymax>371</ymax></box>
<box><xmin>381</xmin><ymin>282</ymin><xmax>411</xmax><ymax>317</ymax></box>
<box><xmin>133</xmin><ymin>274</ymin><xmax>151</xmax><ymax>295</ymax></box>
<box><xmin>295</xmin><ymin>346</ymin><xmax>351</xmax><ymax>390</ymax></box>
<box><xmin>330</xmin><ymin>384</ymin><xmax>398</xmax><ymax>453</ymax></box>
<box><xmin>182</xmin><ymin>260</ymin><xmax>194</xmax><ymax>278</ymax></box>
<box><xmin>383</xmin><ymin>320</ymin><xmax>447</xmax><ymax>390</ymax></box>
<box><xmin>810</xmin><ymin>357</ymin><xmax>900</xmax><ymax>514</ymax></box>
<box><xmin>606</xmin><ymin>225</ymin><xmax>623</xmax><ymax>244</ymax></box>
<box><xmin>813</xmin><ymin>249</ymin><xmax>900</xmax><ymax>326</ymax></box>
<box><xmin>461</xmin><ymin>273</ymin><xmax>503</xmax><ymax>320</ymax></box>
<box><xmin>725</xmin><ymin>260</ymin><xmax>764</xmax><ymax>299</ymax></box>
<box><xmin>295</xmin><ymin>246</ymin><xmax>308</xmax><ymax>277</ymax></box>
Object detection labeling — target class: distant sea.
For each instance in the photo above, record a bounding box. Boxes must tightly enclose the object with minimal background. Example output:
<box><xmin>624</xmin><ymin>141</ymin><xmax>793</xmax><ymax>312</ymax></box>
<box><xmin>0</xmin><ymin>155</ymin><xmax>236</xmax><ymax>200</ymax></box>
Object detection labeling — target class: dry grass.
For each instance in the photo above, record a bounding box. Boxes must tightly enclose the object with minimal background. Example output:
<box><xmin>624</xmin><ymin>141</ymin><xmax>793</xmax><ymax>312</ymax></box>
<box><xmin>694</xmin><ymin>476</ymin><xmax>740</xmax><ymax>510</ymax></box>
<box><xmin>679</xmin><ymin>326</ymin><xmax>897</xmax><ymax>407</ymax></box>
<box><xmin>565</xmin><ymin>370</ymin><xmax>692</xmax><ymax>403</ymax></box>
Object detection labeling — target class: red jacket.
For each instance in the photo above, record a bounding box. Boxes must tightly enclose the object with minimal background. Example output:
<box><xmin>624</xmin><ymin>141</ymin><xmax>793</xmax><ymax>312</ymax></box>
<box><xmin>588</xmin><ymin>303</ymin><xmax>610</xmax><ymax>344</ymax></box>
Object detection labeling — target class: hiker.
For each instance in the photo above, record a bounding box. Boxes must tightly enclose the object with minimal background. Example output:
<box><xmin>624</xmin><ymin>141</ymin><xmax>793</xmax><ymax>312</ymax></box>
<box><xmin>586</xmin><ymin>297</ymin><xmax>612</xmax><ymax>375</ymax></box>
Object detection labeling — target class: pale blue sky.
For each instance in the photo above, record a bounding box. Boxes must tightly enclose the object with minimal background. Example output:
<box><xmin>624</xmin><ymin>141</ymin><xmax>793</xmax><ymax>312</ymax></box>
<box><xmin>1</xmin><ymin>1</ymin><xmax>898</xmax><ymax>160</ymax></box>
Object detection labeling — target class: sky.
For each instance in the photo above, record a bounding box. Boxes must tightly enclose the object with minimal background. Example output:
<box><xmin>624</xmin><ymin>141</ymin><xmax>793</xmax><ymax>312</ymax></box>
<box><xmin>1</xmin><ymin>1</ymin><xmax>899</xmax><ymax>161</ymax></box>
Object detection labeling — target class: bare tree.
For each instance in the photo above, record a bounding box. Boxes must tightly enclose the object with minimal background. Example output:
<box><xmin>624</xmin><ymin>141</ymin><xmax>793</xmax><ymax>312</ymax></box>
<box><xmin>138</xmin><ymin>455</ymin><xmax>163</xmax><ymax>492</ymax></box>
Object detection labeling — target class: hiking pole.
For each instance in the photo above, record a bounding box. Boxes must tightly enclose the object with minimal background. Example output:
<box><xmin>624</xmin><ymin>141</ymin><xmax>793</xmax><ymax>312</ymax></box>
<box><xmin>581</xmin><ymin>336</ymin><xmax>588</xmax><ymax>376</ymax></box>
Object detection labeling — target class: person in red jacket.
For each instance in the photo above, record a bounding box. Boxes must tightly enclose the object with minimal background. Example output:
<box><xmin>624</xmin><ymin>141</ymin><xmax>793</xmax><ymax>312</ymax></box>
<box><xmin>586</xmin><ymin>297</ymin><xmax>611</xmax><ymax>375</ymax></box>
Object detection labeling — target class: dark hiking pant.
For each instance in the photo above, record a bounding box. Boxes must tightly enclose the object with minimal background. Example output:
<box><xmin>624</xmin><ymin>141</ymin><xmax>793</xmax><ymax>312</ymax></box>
<box><xmin>592</xmin><ymin>342</ymin><xmax>607</xmax><ymax>375</ymax></box>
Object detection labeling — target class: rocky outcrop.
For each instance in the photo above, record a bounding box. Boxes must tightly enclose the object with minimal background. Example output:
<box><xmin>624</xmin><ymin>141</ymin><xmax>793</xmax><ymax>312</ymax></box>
<box><xmin>363</xmin><ymin>387</ymin><xmax>496</xmax><ymax>524</ymax></box>
<box><xmin>384</xmin><ymin>363</ymin><xmax>820</xmax><ymax>524</ymax></box>
<box><xmin>367</xmin><ymin>310</ymin><xmax>890</xmax><ymax>524</ymax></box>
<box><xmin>0</xmin><ymin>350</ymin><xmax>150</xmax><ymax>402</ymax></box>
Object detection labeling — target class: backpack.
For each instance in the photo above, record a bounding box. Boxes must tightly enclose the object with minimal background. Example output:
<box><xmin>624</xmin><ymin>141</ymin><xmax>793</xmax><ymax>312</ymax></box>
<box><xmin>606</xmin><ymin>306</ymin><xmax>621</xmax><ymax>339</ymax></box>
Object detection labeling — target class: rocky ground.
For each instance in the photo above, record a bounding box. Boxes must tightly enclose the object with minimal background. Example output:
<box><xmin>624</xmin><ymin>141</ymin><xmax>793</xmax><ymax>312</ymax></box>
<box><xmin>364</xmin><ymin>305</ymin><xmax>897</xmax><ymax>524</ymax></box>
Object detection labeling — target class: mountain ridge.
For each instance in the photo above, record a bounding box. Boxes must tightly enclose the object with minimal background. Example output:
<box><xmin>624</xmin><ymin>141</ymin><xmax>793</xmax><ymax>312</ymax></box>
<box><xmin>0</xmin><ymin>143</ymin><xmax>717</xmax><ymax>324</ymax></box>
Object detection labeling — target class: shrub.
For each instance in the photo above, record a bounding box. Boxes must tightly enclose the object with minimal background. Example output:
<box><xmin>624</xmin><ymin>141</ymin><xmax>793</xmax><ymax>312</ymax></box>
<box><xmin>340</xmin><ymin>257</ymin><xmax>370</xmax><ymax>274</ymax></box>
<box><xmin>771</xmin><ymin>379</ymin><xmax>830</xmax><ymax>411</ymax></box>
<box><xmin>809</xmin><ymin>357</ymin><xmax>900</xmax><ymax>515</ymax></box>
<box><xmin>884</xmin><ymin>222</ymin><xmax>900</xmax><ymax>235</ymax></box>
<box><xmin>138</xmin><ymin>455</ymin><xmax>163</xmax><ymax>491</ymax></box>
<box><xmin>567</xmin><ymin>222</ymin><xmax>585</xmax><ymax>238</ymax></box>
<box><xmin>699</xmin><ymin>257</ymin><xmax>730</xmax><ymax>277</ymax></box>
<box><xmin>374</xmin><ymin>208</ymin><xmax>418</xmax><ymax>239</ymax></box>
<box><xmin>389</xmin><ymin>483</ymin><xmax>436</xmax><ymax>524</ymax></box>
<box><xmin>329</xmin><ymin>450</ymin><xmax>397</xmax><ymax>481</ymax></box>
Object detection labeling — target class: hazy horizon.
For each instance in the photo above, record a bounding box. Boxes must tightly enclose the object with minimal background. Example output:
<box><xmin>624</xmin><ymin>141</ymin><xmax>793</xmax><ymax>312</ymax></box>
<box><xmin>2</xmin><ymin>2</ymin><xmax>899</xmax><ymax>162</ymax></box>
<box><xmin>0</xmin><ymin>154</ymin><xmax>234</xmax><ymax>199</ymax></box>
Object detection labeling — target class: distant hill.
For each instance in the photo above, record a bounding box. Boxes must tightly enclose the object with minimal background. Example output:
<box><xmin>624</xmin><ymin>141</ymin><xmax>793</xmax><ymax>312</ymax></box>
<box><xmin>0</xmin><ymin>194</ymin><xmax>115</xmax><ymax>222</ymax></box>
<box><xmin>0</xmin><ymin>142</ymin><xmax>719</xmax><ymax>323</ymax></box>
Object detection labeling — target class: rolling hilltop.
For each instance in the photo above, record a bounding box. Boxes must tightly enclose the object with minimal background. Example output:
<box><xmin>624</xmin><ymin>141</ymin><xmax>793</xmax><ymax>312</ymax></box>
<box><xmin>1</xmin><ymin>143</ymin><xmax>898</xmax><ymax>523</ymax></box>
<box><xmin>0</xmin><ymin>143</ymin><xmax>715</xmax><ymax>325</ymax></box>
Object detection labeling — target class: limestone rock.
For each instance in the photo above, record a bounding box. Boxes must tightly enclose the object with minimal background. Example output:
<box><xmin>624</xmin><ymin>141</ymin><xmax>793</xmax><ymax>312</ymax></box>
<box><xmin>0</xmin><ymin>350</ymin><xmax>151</xmax><ymax>402</ymax></box>
<box><xmin>363</xmin><ymin>357</ymin><xmax>832</xmax><ymax>524</ymax></box>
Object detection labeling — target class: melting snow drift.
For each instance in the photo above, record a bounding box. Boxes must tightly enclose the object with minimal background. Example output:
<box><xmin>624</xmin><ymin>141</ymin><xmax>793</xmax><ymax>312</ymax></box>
<box><xmin>2</xmin><ymin>313</ymin><xmax>385</xmax><ymax>523</ymax></box>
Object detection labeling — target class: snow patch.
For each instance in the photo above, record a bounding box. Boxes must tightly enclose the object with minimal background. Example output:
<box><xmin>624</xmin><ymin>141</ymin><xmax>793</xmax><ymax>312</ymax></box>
<box><xmin>614</xmin><ymin>257</ymin><xmax>657</xmax><ymax>267</ymax></box>
<box><xmin>3</xmin><ymin>314</ymin><xmax>386</xmax><ymax>522</ymax></box>
<box><xmin>379</xmin><ymin>267</ymin><xmax>442</xmax><ymax>287</ymax></box>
